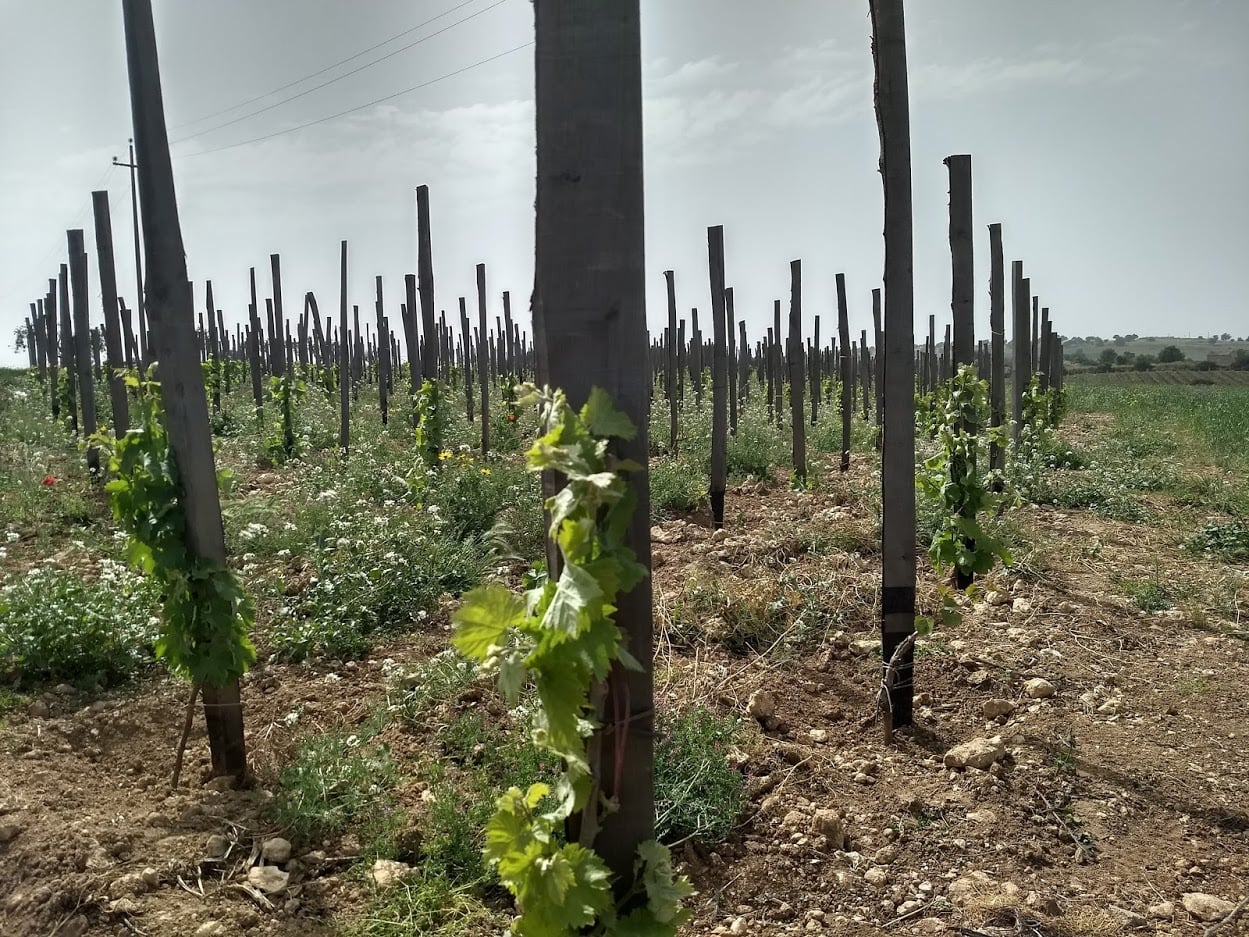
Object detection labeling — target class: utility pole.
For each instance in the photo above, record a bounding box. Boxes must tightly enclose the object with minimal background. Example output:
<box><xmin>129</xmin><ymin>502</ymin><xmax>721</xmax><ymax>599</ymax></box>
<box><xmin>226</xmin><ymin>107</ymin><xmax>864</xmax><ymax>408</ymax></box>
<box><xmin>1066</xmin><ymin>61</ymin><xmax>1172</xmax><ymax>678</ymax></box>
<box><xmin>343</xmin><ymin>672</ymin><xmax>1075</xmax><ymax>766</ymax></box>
<box><xmin>113</xmin><ymin>140</ymin><xmax>146</xmax><ymax>368</ymax></box>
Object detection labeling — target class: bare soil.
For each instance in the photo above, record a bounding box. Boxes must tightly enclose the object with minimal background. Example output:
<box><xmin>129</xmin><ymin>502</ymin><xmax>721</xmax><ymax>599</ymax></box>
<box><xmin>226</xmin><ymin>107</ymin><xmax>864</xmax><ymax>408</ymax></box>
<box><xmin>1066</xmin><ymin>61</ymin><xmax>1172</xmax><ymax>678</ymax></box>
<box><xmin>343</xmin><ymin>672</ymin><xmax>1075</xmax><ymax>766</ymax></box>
<box><xmin>2</xmin><ymin>454</ymin><xmax>1248</xmax><ymax>936</ymax></box>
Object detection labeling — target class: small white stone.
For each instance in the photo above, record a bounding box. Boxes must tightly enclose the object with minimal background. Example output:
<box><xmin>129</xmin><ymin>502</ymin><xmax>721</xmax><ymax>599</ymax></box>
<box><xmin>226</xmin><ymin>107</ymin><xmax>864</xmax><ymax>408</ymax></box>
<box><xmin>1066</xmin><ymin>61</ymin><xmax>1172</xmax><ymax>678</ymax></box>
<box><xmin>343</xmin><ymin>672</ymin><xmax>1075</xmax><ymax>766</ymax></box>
<box><xmin>1023</xmin><ymin>678</ymin><xmax>1055</xmax><ymax>699</ymax></box>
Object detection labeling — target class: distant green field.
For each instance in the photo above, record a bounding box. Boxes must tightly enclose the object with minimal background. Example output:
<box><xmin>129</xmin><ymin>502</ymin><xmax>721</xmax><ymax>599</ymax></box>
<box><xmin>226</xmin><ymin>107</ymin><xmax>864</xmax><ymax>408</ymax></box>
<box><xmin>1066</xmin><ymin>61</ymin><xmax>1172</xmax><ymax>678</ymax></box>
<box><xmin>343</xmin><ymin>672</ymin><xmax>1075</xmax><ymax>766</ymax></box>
<box><xmin>1068</xmin><ymin>369</ymin><xmax>1249</xmax><ymax>386</ymax></box>
<box><xmin>1068</xmin><ymin>382</ymin><xmax>1249</xmax><ymax>471</ymax></box>
<box><xmin>1063</xmin><ymin>336</ymin><xmax>1249</xmax><ymax>362</ymax></box>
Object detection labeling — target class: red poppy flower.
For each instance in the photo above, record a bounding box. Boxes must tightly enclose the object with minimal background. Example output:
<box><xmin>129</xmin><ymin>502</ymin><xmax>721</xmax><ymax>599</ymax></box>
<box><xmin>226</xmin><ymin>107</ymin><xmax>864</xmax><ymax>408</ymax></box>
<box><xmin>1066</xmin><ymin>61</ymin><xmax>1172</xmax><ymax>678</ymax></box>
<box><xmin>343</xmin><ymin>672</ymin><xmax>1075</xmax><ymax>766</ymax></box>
<box><xmin>42</xmin><ymin>475</ymin><xmax>56</xmax><ymax>487</ymax></box>
<box><xmin>507</xmin><ymin>413</ymin><xmax>517</xmax><ymax>422</ymax></box>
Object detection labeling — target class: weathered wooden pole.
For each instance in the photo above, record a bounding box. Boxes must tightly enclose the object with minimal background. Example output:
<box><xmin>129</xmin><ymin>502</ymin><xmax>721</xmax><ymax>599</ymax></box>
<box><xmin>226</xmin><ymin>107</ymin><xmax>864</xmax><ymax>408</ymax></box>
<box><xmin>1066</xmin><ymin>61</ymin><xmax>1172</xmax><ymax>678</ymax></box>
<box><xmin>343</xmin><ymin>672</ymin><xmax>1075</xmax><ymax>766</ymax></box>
<box><xmin>68</xmin><ymin>230</ymin><xmax>100</xmax><ymax>472</ymax></box>
<box><xmin>1012</xmin><ymin>263</ymin><xmax>1030</xmax><ymax>444</ymax></box>
<box><xmin>810</xmin><ymin>316</ymin><xmax>821</xmax><ymax>425</ymax></box>
<box><xmin>988</xmin><ymin>225</ymin><xmax>1006</xmax><ymax>474</ymax></box>
<box><xmin>416</xmin><ymin>186</ymin><xmax>438</xmax><ymax>382</ymax></box>
<box><xmin>339</xmin><ymin>241</ymin><xmax>350</xmax><ymax>453</ymax></box>
<box><xmin>476</xmin><ymin>263</ymin><xmax>490</xmax><ymax>458</ymax></box>
<box><xmin>691</xmin><ymin>307</ymin><xmax>703</xmax><ymax>408</ymax></box>
<box><xmin>870</xmin><ymin>0</ymin><xmax>916</xmax><ymax>731</ymax></box>
<box><xmin>946</xmin><ymin>154</ymin><xmax>974</xmax><ymax>370</ymax></box>
<box><xmin>122</xmin><ymin>0</ymin><xmax>246</xmax><ymax>777</ymax></box>
<box><xmin>872</xmin><ymin>288</ymin><xmax>884</xmax><ymax>450</ymax></box>
<box><xmin>788</xmin><ymin>260</ymin><xmax>807</xmax><ymax>484</ymax></box>
<box><xmin>59</xmin><ymin>265</ymin><xmax>79</xmax><ymax>435</ymax></box>
<box><xmin>837</xmin><ymin>272</ymin><xmax>852</xmax><ymax>472</ymax></box>
<box><xmin>270</xmin><ymin>254</ymin><xmax>286</xmax><ymax>377</ymax></box>
<box><xmin>726</xmin><ymin>286</ymin><xmax>738</xmax><ymax>435</ymax></box>
<box><xmin>91</xmin><ymin>191</ymin><xmax>129</xmax><ymax>436</ymax></box>
<box><xmin>664</xmin><ymin>270</ymin><xmax>678</xmax><ymax>455</ymax></box>
<box><xmin>205</xmin><ymin>281</ymin><xmax>221</xmax><ymax>412</ymax></box>
<box><xmin>533</xmin><ymin>0</ymin><xmax>654</xmax><ymax>882</ymax></box>
<box><xmin>708</xmin><ymin>225</ymin><xmax>729</xmax><ymax>527</ymax></box>
<box><xmin>46</xmin><ymin>281</ymin><xmax>60</xmax><ymax>420</ymax></box>
<box><xmin>375</xmin><ymin>276</ymin><xmax>389</xmax><ymax>424</ymax></box>
<box><xmin>772</xmin><ymin>299</ymin><xmax>783</xmax><ymax>425</ymax></box>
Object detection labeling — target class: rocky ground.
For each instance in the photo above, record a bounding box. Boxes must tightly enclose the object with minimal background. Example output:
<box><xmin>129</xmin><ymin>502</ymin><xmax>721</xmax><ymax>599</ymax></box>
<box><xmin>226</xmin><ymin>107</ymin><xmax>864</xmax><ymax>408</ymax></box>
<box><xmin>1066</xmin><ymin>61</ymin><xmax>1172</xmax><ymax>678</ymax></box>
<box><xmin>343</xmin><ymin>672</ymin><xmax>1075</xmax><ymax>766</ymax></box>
<box><xmin>3</xmin><ymin>448</ymin><xmax>1248</xmax><ymax>936</ymax></box>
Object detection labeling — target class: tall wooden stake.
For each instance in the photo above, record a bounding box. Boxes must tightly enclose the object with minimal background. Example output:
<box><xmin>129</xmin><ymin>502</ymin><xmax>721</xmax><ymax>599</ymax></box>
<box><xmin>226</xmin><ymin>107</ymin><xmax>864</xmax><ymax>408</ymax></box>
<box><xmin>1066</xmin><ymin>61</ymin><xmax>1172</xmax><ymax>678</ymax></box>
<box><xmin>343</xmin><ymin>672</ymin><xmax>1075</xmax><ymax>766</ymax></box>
<box><xmin>837</xmin><ymin>272</ymin><xmax>852</xmax><ymax>472</ymax></box>
<box><xmin>870</xmin><ymin>0</ymin><xmax>916</xmax><ymax>731</ymax></box>
<box><xmin>91</xmin><ymin>191</ymin><xmax>129</xmax><ymax>436</ymax></box>
<box><xmin>122</xmin><ymin>0</ymin><xmax>245</xmax><ymax>777</ymax></box>
<box><xmin>533</xmin><ymin>0</ymin><xmax>653</xmax><ymax>885</ymax></box>
<box><xmin>988</xmin><ymin>224</ymin><xmax>1006</xmax><ymax>474</ymax></box>
<box><xmin>708</xmin><ymin>225</ymin><xmax>728</xmax><ymax>528</ymax></box>
<box><xmin>68</xmin><ymin>230</ymin><xmax>100</xmax><ymax>473</ymax></box>
<box><xmin>789</xmin><ymin>260</ymin><xmax>807</xmax><ymax>483</ymax></box>
<box><xmin>946</xmin><ymin>154</ymin><xmax>974</xmax><ymax>370</ymax></box>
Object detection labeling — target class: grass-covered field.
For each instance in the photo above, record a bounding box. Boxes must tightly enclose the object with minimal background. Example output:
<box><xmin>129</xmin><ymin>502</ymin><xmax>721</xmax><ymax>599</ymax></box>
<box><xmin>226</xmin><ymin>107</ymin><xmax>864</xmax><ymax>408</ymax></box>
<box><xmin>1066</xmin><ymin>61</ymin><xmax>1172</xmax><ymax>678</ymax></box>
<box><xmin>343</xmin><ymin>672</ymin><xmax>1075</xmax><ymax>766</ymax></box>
<box><xmin>2</xmin><ymin>364</ymin><xmax>1247</xmax><ymax>936</ymax></box>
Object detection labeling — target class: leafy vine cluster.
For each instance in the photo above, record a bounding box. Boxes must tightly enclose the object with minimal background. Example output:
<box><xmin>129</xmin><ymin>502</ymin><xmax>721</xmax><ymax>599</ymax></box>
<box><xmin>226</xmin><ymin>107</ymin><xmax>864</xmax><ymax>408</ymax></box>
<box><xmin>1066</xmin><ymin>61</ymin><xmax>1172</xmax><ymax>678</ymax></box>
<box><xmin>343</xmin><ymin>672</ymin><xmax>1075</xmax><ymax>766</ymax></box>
<box><xmin>917</xmin><ymin>364</ymin><xmax>1011</xmax><ymax>590</ymax></box>
<box><xmin>93</xmin><ymin>373</ymin><xmax>256</xmax><ymax>687</ymax></box>
<box><xmin>414</xmin><ymin>378</ymin><xmax>449</xmax><ymax>468</ymax></box>
<box><xmin>452</xmin><ymin>383</ymin><xmax>691</xmax><ymax>937</ymax></box>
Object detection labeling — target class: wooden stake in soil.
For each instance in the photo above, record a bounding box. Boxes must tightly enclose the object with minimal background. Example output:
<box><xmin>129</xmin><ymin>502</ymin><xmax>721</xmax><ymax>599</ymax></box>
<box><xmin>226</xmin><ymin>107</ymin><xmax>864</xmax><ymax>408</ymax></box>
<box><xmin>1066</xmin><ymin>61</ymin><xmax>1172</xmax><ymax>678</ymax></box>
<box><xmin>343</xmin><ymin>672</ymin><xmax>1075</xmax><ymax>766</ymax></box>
<box><xmin>836</xmin><ymin>272</ymin><xmax>852</xmax><ymax>473</ymax></box>
<box><xmin>708</xmin><ymin>225</ymin><xmax>729</xmax><ymax>528</ymax></box>
<box><xmin>91</xmin><ymin>191</ymin><xmax>129</xmax><ymax>436</ymax></box>
<box><xmin>1012</xmin><ymin>262</ymin><xmax>1030</xmax><ymax>444</ymax></box>
<box><xmin>945</xmin><ymin>154</ymin><xmax>974</xmax><ymax>370</ymax></box>
<box><xmin>338</xmin><ymin>241</ymin><xmax>349</xmax><ymax>454</ymax></box>
<box><xmin>67</xmin><ymin>230</ymin><xmax>100</xmax><ymax>474</ymax></box>
<box><xmin>533</xmin><ymin>0</ymin><xmax>654</xmax><ymax>884</ymax></box>
<box><xmin>789</xmin><ymin>260</ymin><xmax>806</xmax><ymax>484</ymax></box>
<box><xmin>988</xmin><ymin>224</ymin><xmax>1006</xmax><ymax>475</ymax></box>
<box><xmin>122</xmin><ymin>0</ymin><xmax>246</xmax><ymax>778</ymax></box>
<box><xmin>664</xmin><ymin>270</ymin><xmax>678</xmax><ymax>455</ymax></box>
<box><xmin>476</xmin><ymin>263</ymin><xmax>490</xmax><ymax>459</ymax></box>
<box><xmin>416</xmin><ymin>185</ymin><xmax>438</xmax><ymax>382</ymax></box>
<box><xmin>870</xmin><ymin>0</ymin><xmax>917</xmax><ymax>731</ymax></box>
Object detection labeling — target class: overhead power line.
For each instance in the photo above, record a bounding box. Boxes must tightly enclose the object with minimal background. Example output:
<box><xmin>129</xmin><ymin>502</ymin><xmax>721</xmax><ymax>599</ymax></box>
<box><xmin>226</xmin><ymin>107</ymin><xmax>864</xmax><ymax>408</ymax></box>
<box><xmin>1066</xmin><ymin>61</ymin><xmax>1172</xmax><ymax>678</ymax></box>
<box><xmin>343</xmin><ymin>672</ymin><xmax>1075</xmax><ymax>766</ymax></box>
<box><xmin>171</xmin><ymin>0</ymin><xmax>511</xmax><ymax>146</ymax></box>
<box><xmin>181</xmin><ymin>41</ymin><xmax>532</xmax><ymax>159</ymax></box>
<box><xmin>169</xmin><ymin>0</ymin><xmax>482</xmax><ymax>131</ymax></box>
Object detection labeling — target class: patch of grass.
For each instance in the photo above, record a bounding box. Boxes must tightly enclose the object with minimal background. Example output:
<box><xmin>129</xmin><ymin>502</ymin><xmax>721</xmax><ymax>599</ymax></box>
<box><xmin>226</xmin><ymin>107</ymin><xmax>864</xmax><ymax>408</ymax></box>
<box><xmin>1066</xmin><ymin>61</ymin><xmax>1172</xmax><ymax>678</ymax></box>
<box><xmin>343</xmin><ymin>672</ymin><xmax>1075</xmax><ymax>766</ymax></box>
<box><xmin>349</xmin><ymin>867</ymin><xmax>502</xmax><ymax>937</ymax></box>
<box><xmin>395</xmin><ymin>650</ymin><xmax>479</xmax><ymax>718</ymax></box>
<box><xmin>650</xmin><ymin>456</ymin><xmax>707</xmax><ymax>517</ymax></box>
<box><xmin>726</xmin><ymin>420</ymin><xmax>784</xmax><ymax>482</ymax></box>
<box><xmin>272</xmin><ymin>733</ymin><xmax>397</xmax><ymax>844</ymax></box>
<box><xmin>0</xmin><ymin>564</ymin><xmax>159</xmax><ymax>687</ymax></box>
<box><xmin>1185</xmin><ymin>520</ymin><xmax>1249</xmax><ymax>562</ymax></box>
<box><xmin>1124</xmin><ymin>579</ymin><xmax>1172</xmax><ymax>612</ymax></box>
<box><xmin>1052</xmin><ymin>731</ymin><xmax>1079</xmax><ymax>774</ymax></box>
<box><xmin>655</xmin><ymin>706</ymin><xmax>745</xmax><ymax>844</ymax></box>
<box><xmin>668</xmin><ymin>578</ymin><xmax>790</xmax><ymax>655</ymax></box>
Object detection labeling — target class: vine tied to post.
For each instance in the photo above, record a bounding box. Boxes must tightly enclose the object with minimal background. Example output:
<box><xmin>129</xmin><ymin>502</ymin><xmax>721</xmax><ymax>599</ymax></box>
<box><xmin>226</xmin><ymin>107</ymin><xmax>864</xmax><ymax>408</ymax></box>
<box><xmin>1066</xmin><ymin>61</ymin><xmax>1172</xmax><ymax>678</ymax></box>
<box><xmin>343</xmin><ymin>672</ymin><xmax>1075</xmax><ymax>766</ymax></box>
<box><xmin>452</xmin><ymin>383</ymin><xmax>692</xmax><ymax>937</ymax></box>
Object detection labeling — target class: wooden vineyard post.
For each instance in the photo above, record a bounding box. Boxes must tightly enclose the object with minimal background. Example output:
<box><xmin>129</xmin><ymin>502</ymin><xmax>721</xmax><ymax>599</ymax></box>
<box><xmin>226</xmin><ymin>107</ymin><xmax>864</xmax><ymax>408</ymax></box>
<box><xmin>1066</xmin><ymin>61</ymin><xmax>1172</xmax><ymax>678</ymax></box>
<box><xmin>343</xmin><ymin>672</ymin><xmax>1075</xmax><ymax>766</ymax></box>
<box><xmin>247</xmin><ymin>269</ymin><xmax>264</xmax><ymax>418</ymax></box>
<box><xmin>60</xmin><ymin>266</ymin><xmax>79</xmax><ymax>435</ymax></box>
<box><xmin>476</xmin><ymin>263</ymin><xmax>490</xmax><ymax>459</ymax></box>
<box><xmin>1039</xmin><ymin>308</ymin><xmax>1051</xmax><ymax>392</ymax></box>
<box><xmin>46</xmin><ymin>280</ymin><xmax>60</xmax><ymax>420</ymax></box>
<box><xmin>691</xmin><ymin>307</ymin><xmax>703</xmax><ymax>408</ymax></box>
<box><xmin>416</xmin><ymin>185</ymin><xmax>438</xmax><ymax>383</ymax></box>
<box><xmin>664</xmin><ymin>270</ymin><xmax>678</xmax><ymax>455</ymax></box>
<box><xmin>270</xmin><ymin>254</ymin><xmax>286</xmax><ymax>377</ymax></box>
<box><xmin>765</xmin><ymin>326</ymin><xmax>775</xmax><ymax>424</ymax></box>
<box><xmin>860</xmin><ymin>329</ymin><xmax>871</xmax><ymax>422</ymax></box>
<box><xmin>68</xmin><ymin>231</ymin><xmax>100</xmax><ymax>473</ymax></box>
<box><xmin>837</xmin><ymin>272</ymin><xmax>852</xmax><ymax>472</ymax></box>
<box><xmin>1012</xmin><ymin>262</ymin><xmax>1029</xmax><ymax>445</ymax></box>
<box><xmin>726</xmin><ymin>286</ymin><xmax>738</xmax><ymax>435</ymax></box>
<box><xmin>708</xmin><ymin>225</ymin><xmax>729</xmax><ymax>528</ymax></box>
<box><xmin>339</xmin><ymin>241</ymin><xmax>350</xmax><ymax>454</ymax></box>
<box><xmin>91</xmin><ymin>191</ymin><xmax>129</xmax><ymax>436</ymax></box>
<box><xmin>946</xmin><ymin>154</ymin><xmax>974</xmax><ymax>370</ymax></box>
<box><xmin>205</xmin><ymin>281</ymin><xmax>221</xmax><ymax>413</ymax></box>
<box><xmin>873</xmin><ymin>288</ymin><xmax>884</xmax><ymax>450</ymax></box>
<box><xmin>533</xmin><ymin>0</ymin><xmax>654</xmax><ymax>883</ymax></box>
<box><xmin>810</xmin><ymin>316</ymin><xmax>821</xmax><ymax>425</ymax></box>
<box><xmin>459</xmin><ymin>300</ymin><xmax>474</xmax><ymax>421</ymax></box>
<box><xmin>870</xmin><ymin>0</ymin><xmax>917</xmax><ymax>733</ymax></box>
<box><xmin>788</xmin><ymin>260</ymin><xmax>806</xmax><ymax>484</ymax></box>
<box><xmin>738</xmin><ymin>320</ymin><xmax>749</xmax><ymax>410</ymax></box>
<box><xmin>122</xmin><ymin>0</ymin><xmax>246</xmax><ymax>778</ymax></box>
<box><xmin>773</xmin><ymin>299</ymin><xmax>783</xmax><ymax>425</ymax></box>
<box><xmin>988</xmin><ymin>224</ymin><xmax>1006</xmax><ymax>475</ymax></box>
<box><xmin>375</xmin><ymin>277</ymin><xmax>389</xmax><ymax>425</ymax></box>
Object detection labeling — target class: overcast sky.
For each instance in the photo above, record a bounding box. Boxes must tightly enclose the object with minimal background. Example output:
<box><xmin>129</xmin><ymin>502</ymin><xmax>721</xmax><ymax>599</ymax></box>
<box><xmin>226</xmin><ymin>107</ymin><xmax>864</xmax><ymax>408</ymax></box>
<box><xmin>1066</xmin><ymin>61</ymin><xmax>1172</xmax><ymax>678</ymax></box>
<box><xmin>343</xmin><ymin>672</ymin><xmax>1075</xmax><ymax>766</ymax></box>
<box><xmin>1</xmin><ymin>0</ymin><xmax>1246</xmax><ymax>367</ymax></box>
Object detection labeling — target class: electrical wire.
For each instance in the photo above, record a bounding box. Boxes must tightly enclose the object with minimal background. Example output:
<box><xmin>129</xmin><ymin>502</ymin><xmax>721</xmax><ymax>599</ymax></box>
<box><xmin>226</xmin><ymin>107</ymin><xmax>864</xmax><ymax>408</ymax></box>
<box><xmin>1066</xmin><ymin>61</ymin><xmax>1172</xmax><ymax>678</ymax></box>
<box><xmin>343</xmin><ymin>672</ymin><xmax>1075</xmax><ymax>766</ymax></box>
<box><xmin>169</xmin><ymin>0</ymin><xmax>481</xmax><ymax>131</ymax></box>
<box><xmin>181</xmin><ymin>41</ymin><xmax>532</xmax><ymax>159</ymax></box>
<box><xmin>171</xmin><ymin>0</ymin><xmax>511</xmax><ymax>145</ymax></box>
